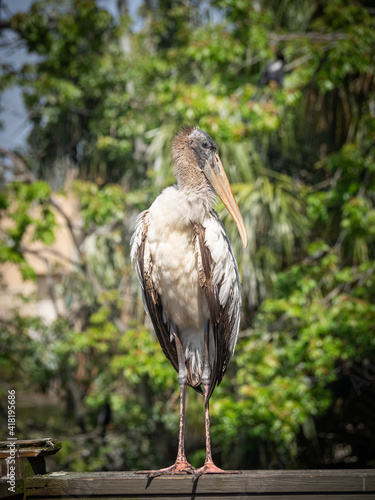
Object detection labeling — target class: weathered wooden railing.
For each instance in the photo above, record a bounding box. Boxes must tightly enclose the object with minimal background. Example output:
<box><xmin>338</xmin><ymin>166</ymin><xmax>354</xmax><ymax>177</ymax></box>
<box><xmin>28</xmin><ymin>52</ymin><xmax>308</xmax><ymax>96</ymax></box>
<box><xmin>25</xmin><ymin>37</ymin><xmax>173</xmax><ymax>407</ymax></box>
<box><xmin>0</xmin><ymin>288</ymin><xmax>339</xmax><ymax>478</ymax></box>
<box><xmin>1</xmin><ymin>439</ymin><xmax>375</xmax><ymax>499</ymax></box>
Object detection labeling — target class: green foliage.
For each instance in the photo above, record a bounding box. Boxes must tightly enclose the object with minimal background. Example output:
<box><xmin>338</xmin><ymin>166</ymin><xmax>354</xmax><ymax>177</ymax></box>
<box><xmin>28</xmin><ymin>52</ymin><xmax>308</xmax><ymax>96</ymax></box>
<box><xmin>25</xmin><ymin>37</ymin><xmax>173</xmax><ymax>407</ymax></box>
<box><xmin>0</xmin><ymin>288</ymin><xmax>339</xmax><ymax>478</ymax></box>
<box><xmin>0</xmin><ymin>181</ymin><xmax>56</xmax><ymax>280</ymax></box>
<box><xmin>73</xmin><ymin>182</ymin><xmax>127</xmax><ymax>229</ymax></box>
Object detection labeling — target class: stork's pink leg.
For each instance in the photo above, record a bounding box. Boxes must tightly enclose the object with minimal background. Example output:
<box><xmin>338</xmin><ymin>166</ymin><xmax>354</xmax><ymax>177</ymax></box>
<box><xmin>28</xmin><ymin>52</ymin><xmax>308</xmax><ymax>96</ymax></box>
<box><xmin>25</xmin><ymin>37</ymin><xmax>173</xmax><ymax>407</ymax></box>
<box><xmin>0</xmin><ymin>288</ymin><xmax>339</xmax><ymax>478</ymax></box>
<box><xmin>193</xmin><ymin>384</ymin><xmax>240</xmax><ymax>480</ymax></box>
<box><xmin>137</xmin><ymin>335</ymin><xmax>195</xmax><ymax>478</ymax></box>
<box><xmin>193</xmin><ymin>321</ymin><xmax>240</xmax><ymax>481</ymax></box>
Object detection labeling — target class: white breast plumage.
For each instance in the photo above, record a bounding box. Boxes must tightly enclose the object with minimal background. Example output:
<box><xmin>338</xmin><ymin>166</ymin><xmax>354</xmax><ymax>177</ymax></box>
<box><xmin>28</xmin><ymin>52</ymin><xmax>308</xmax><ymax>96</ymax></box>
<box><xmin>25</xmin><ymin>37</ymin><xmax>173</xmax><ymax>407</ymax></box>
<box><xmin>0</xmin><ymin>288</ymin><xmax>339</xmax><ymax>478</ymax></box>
<box><xmin>147</xmin><ymin>188</ymin><xmax>207</xmax><ymax>331</ymax></box>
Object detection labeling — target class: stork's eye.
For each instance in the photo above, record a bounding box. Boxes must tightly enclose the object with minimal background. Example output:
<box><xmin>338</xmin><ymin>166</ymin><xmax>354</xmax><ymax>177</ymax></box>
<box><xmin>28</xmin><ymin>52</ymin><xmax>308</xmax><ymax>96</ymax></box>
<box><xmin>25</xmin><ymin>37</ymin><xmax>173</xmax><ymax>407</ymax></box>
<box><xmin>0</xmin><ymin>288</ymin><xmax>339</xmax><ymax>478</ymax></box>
<box><xmin>202</xmin><ymin>142</ymin><xmax>209</xmax><ymax>149</ymax></box>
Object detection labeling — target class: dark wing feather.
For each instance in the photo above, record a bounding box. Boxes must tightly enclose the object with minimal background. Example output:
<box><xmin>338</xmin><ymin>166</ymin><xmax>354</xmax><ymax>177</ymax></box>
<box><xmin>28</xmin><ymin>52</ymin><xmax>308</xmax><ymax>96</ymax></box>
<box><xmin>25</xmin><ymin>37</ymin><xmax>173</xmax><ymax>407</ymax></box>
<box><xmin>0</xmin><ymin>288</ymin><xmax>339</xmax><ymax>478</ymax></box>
<box><xmin>131</xmin><ymin>211</ymin><xmax>179</xmax><ymax>373</ymax></box>
<box><xmin>195</xmin><ymin>215</ymin><xmax>241</xmax><ymax>401</ymax></box>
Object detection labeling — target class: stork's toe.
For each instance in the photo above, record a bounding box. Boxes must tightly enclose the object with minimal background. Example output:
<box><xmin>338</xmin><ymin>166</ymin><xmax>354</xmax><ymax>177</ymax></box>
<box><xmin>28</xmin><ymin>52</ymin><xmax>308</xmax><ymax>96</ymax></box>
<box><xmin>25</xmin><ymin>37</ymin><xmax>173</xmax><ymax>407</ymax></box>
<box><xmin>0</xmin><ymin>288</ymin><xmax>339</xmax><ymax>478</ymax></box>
<box><xmin>192</xmin><ymin>461</ymin><xmax>240</xmax><ymax>482</ymax></box>
<box><xmin>137</xmin><ymin>460</ymin><xmax>195</xmax><ymax>478</ymax></box>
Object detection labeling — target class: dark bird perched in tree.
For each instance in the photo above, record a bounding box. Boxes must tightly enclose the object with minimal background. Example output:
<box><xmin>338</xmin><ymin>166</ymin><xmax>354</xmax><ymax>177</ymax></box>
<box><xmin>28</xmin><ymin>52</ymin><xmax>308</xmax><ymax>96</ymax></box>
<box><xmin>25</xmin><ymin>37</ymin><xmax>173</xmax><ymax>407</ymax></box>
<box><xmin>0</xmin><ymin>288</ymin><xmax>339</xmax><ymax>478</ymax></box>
<box><xmin>259</xmin><ymin>50</ymin><xmax>285</xmax><ymax>88</ymax></box>
<box><xmin>251</xmin><ymin>50</ymin><xmax>285</xmax><ymax>102</ymax></box>
<box><xmin>131</xmin><ymin>126</ymin><xmax>247</xmax><ymax>480</ymax></box>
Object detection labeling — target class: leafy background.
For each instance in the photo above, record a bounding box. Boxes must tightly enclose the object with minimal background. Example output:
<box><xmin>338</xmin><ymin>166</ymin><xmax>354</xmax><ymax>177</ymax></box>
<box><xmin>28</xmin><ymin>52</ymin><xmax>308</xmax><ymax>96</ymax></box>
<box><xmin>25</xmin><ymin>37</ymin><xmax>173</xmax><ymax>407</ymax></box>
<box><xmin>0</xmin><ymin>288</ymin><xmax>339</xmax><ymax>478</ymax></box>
<box><xmin>0</xmin><ymin>0</ymin><xmax>374</xmax><ymax>471</ymax></box>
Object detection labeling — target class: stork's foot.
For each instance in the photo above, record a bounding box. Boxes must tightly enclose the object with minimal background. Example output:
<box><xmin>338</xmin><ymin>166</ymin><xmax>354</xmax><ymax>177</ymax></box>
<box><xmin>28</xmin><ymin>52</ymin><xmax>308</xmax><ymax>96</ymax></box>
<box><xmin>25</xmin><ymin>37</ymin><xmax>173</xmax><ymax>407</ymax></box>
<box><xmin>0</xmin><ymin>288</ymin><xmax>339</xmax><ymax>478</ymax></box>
<box><xmin>137</xmin><ymin>460</ymin><xmax>195</xmax><ymax>479</ymax></box>
<box><xmin>192</xmin><ymin>461</ymin><xmax>240</xmax><ymax>482</ymax></box>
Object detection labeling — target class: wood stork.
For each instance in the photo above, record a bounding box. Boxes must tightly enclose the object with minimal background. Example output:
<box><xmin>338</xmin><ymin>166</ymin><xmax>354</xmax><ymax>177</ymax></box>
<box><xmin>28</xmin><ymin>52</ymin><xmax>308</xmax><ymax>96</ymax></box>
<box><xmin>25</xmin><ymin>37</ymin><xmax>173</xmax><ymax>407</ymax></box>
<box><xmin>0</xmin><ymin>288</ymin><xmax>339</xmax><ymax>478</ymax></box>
<box><xmin>131</xmin><ymin>126</ymin><xmax>247</xmax><ymax>480</ymax></box>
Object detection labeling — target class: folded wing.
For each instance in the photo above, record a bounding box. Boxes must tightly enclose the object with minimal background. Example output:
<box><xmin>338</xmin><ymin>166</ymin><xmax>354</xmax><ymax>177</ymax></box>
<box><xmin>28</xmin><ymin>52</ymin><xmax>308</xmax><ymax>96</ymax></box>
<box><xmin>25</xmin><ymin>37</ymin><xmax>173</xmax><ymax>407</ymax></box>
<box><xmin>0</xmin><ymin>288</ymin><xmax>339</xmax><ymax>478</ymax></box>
<box><xmin>194</xmin><ymin>210</ymin><xmax>242</xmax><ymax>400</ymax></box>
<box><xmin>130</xmin><ymin>210</ymin><xmax>179</xmax><ymax>373</ymax></box>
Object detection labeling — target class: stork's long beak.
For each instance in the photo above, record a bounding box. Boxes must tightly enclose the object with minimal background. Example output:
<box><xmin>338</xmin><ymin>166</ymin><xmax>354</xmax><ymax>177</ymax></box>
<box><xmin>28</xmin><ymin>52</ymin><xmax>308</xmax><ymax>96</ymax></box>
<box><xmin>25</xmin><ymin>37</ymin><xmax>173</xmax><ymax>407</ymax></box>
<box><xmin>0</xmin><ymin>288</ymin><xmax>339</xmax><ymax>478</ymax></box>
<box><xmin>203</xmin><ymin>153</ymin><xmax>248</xmax><ymax>249</ymax></box>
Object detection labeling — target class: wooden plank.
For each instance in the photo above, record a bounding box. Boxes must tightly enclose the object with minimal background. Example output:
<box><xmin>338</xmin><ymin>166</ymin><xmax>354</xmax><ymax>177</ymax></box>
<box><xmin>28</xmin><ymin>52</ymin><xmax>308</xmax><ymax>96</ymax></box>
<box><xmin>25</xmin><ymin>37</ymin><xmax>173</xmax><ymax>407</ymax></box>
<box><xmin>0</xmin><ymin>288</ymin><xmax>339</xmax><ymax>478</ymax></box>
<box><xmin>31</xmin><ymin>496</ymin><xmax>374</xmax><ymax>500</ymax></box>
<box><xmin>25</xmin><ymin>470</ymin><xmax>375</xmax><ymax>498</ymax></box>
<box><xmin>41</xmin><ymin>497</ymin><xmax>375</xmax><ymax>500</ymax></box>
<box><xmin>0</xmin><ymin>478</ymin><xmax>24</xmax><ymax>499</ymax></box>
<box><xmin>0</xmin><ymin>439</ymin><xmax>61</xmax><ymax>459</ymax></box>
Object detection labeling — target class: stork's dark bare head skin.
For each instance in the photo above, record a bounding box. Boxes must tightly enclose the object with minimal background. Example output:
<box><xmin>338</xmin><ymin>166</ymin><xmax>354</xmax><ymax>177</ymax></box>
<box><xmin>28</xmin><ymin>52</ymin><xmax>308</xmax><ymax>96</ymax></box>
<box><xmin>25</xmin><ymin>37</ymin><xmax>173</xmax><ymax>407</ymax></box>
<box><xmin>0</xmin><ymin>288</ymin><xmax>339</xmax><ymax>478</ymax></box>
<box><xmin>171</xmin><ymin>126</ymin><xmax>213</xmax><ymax>193</ymax></box>
<box><xmin>188</xmin><ymin>127</ymin><xmax>217</xmax><ymax>169</ymax></box>
<box><xmin>171</xmin><ymin>126</ymin><xmax>248</xmax><ymax>249</ymax></box>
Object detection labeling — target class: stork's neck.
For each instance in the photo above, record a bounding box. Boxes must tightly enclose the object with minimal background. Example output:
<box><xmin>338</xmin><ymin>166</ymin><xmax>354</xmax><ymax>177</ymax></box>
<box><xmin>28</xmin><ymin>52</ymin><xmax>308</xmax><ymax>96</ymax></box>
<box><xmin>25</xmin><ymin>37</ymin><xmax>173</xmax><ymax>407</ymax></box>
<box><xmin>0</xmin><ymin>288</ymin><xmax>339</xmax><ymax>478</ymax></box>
<box><xmin>177</xmin><ymin>170</ymin><xmax>216</xmax><ymax>216</ymax></box>
<box><xmin>173</xmin><ymin>152</ymin><xmax>216</xmax><ymax>210</ymax></box>
<box><xmin>181</xmin><ymin>172</ymin><xmax>215</xmax><ymax>199</ymax></box>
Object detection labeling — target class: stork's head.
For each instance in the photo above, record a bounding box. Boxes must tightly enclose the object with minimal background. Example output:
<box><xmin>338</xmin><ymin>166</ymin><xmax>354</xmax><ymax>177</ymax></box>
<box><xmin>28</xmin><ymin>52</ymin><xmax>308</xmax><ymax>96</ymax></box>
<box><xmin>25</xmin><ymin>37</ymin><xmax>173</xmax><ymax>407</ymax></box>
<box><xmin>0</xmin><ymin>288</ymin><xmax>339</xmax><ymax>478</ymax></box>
<box><xmin>171</xmin><ymin>126</ymin><xmax>248</xmax><ymax>249</ymax></box>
